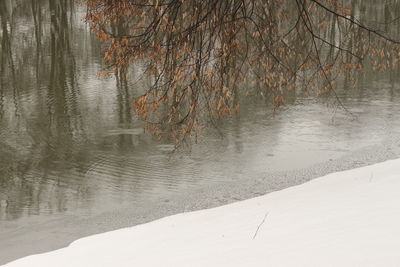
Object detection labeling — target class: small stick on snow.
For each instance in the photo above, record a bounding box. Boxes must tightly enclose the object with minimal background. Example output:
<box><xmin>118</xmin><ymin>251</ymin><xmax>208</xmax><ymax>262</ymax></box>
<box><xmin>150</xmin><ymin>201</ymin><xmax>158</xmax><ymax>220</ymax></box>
<box><xmin>253</xmin><ymin>211</ymin><xmax>269</xmax><ymax>240</ymax></box>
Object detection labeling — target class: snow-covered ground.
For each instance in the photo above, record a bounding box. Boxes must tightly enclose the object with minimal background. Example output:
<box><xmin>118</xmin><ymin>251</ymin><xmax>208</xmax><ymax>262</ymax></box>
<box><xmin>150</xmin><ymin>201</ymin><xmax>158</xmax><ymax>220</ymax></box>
<box><xmin>3</xmin><ymin>159</ymin><xmax>400</xmax><ymax>267</ymax></box>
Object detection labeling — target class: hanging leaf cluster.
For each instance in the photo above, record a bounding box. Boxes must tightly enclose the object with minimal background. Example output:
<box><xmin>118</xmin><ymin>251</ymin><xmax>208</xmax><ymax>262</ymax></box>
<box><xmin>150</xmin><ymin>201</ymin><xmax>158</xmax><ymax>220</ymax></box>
<box><xmin>84</xmin><ymin>0</ymin><xmax>400</xmax><ymax>145</ymax></box>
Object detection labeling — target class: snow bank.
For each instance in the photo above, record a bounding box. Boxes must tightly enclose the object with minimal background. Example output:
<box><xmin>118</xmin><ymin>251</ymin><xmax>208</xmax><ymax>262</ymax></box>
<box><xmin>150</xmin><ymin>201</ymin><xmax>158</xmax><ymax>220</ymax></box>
<box><xmin>3</xmin><ymin>159</ymin><xmax>400</xmax><ymax>267</ymax></box>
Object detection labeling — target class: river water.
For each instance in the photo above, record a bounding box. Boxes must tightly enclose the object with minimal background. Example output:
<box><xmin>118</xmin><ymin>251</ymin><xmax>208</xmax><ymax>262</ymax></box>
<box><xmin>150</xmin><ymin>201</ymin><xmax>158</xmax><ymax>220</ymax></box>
<box><xmin>1</xmin><ymin>0</ymin><xmax>400</xmax><ymax>264</ymax></box>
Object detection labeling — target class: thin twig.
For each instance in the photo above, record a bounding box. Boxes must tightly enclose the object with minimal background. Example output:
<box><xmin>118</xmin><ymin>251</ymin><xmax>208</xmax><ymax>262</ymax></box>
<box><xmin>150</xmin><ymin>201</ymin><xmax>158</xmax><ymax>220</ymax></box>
<box><xmin>253</xmin><ymin>211</ymin><xmax>269</xmax><ymax>240</ymax></box>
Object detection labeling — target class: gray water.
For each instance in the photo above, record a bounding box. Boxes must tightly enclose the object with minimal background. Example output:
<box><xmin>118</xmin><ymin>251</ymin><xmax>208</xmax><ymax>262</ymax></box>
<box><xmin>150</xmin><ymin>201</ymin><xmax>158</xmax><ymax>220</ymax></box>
<box><xmin>1</xmin><ymin>0</ymin><xmax>400</xmax><ymax>264</ymax></box>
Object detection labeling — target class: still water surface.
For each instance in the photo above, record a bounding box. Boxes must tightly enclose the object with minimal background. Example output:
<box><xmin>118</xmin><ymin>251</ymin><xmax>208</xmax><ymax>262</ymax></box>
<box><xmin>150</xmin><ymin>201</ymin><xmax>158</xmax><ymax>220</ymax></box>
<box><xmin>1</xmin><ymin>0</ymin><xmax>400</xmax><ymax>264</ymax></box>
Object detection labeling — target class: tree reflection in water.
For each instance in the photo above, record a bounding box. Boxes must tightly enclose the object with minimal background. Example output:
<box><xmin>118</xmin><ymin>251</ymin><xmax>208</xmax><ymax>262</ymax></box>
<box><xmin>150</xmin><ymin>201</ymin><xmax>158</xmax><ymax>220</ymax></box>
<box><xmin>0</xmin><ymin>0</ymin><xmax>400</xmax><ymax>222</ymax></box>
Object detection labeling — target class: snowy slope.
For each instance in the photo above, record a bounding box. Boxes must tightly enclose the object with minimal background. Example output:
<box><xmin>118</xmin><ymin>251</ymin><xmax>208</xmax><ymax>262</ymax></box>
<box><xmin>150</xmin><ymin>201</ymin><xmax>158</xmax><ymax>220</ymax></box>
<box><xmin>3</xmin><ymin>159</ymin><xmax>400</xmax><ymax>267</ymax></box>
